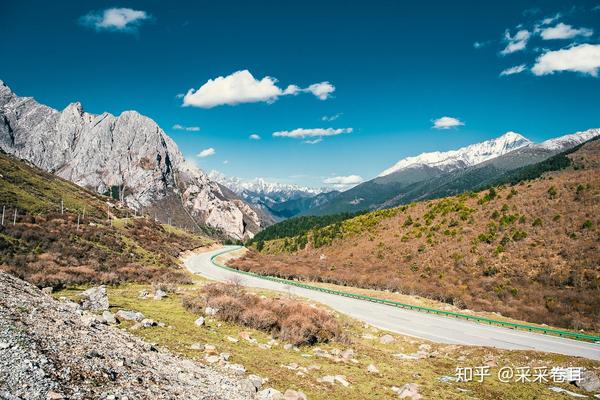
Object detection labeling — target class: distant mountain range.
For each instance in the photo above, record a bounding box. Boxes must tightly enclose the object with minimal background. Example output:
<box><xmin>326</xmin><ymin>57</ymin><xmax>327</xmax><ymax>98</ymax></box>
<box><xmin>304</xmin><ymin>128</ymin><xmax>600</xmax><ymax>216</ymax></box>
<box><xmin>208</xmin><ymin>171</ymin><xmax>338</xmax><ymax>220</ymax></box>
<box><xmin>0</xmin><ymin>80</ymin><xmax>265</xmax><ymax>239</ymax></box>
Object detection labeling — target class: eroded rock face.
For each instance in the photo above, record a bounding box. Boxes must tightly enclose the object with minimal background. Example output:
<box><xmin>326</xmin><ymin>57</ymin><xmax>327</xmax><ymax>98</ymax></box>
<box><xmin>0</xmin><ymin>272</ymin><xmax>253</xmax><ymax>399</ymax></box>
<box><xmin>0</xmin><ymin>80</ymin><xmax>263</xmax><ymax>239</ymax></box>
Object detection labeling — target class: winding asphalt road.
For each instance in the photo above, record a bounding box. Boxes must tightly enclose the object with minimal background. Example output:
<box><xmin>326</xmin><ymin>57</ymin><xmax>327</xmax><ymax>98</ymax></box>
<box><xmin>184</xmin><ymin>246</ymin><xmax>600</xmax><ymax>361</ymax></box>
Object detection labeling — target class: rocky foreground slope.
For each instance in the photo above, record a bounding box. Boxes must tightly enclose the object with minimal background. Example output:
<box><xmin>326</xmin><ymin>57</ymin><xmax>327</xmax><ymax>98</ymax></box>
<box><xmin>0</xmin><ymin>272</ymin><xmax>254</xmax><ymax>399</ymax></box>
<box><xmin>0</xmin><ymin>80</ymin><xmax>262</xmax><ymax>239</ymax></box>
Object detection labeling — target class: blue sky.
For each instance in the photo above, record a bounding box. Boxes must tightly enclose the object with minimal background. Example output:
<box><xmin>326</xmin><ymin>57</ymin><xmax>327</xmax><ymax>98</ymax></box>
<box><xmin>2</xmin><ymin>1</ymin><xmax>600</xmax><ymax>189</ymax></box>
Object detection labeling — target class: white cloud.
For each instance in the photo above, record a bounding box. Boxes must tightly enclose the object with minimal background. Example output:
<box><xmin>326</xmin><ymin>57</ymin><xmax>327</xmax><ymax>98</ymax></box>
<box><xmin>540</xmin><ymin>23</ymin><xmax>593</xmax><ymax>40</ymax></box>
<box><xmin>223</xmin><ymin>160</ymin><xmax>229</xmax><ymax>164</ymax></box>
<box><xmin>306</xmin><ymin>82</ymin><xmax>335</xmax><ymax>100</ymax></box>
<box><xmin>272</xmin><ymin>127</ymin><xmax>353</xmax><ymax>139</ymax></box>
<box><xmin>432</xmin><ymin>116</ymin><xmax>465</xmax><ymax>130</ymax></box>
<box><xmin>172</xmin><ymin>124</ymin><xmax>200</xmax><ymax>132</ymax></box>
<box><xmin>303</xmin><ymin>138</ymin><xmax>323</xmax><ymax>144</ymax></box>
<box><xmin>322</xmin><ymin>113</ymin><xmax>342</xmax><ymax>121</ymax></box>
<box><xmin>249</xmin><ymin>134</ymin><xmax>261</xmax><ymax>140</ymax></box>
<box><xmin>80</xmin><ymin>8</ymin><xmax>150</xmax><ymax>32</ymax></box>
<box><xmin>182</xmin><ymin>70</ymin><xmax>335</xmax><ymax>108</ymax></box>
<box><xmin>540</xmin><ymin>13</ymin><xmax>561</xmax><ymax>26</ymax></box>
<box><xmin>501</xmin><ymin>29</ymin><xmax>531</xmax><ymax>55</ymax></box>
<box><xmin>323</xmin><ymin>175</ymin><xmax>363</xmax><ymax>189</ymax></box>
<box><xmin>473</xmin><ymin>41</ymin><xmax>489</xmax><ymax>49</ymax></box>
<box><xmin>532</xmin><ymin>44</ymin><xmax>600</xmax><ymax>77</ymax></box>
<box><xmin>197</xmin><ymin>148</ymin><xmax>216</xmax><ymax>158</ymax></box>
<box><xmin>500</xmin><ymin>64</ymin><xmax>527</xmax><ymax>76</ymax></box>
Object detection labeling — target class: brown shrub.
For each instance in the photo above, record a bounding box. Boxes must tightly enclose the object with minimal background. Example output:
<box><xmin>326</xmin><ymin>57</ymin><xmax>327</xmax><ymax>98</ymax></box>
<box><xmin>183</xmin><ymin>283</ymin><xmax>343</xmax><ymax>345</ymax></box>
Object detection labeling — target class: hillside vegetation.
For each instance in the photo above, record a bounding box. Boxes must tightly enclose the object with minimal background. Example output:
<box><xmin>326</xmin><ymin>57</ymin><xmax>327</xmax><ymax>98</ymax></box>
<box><xmin>231</xmin><ymin>139</ymin><xmax>600</xmax><ymax>331</ymax></box>
<box><xmin>0</xmin><ymin>151</ymin><xmax>212</xmax><ymax>288</ymax></box>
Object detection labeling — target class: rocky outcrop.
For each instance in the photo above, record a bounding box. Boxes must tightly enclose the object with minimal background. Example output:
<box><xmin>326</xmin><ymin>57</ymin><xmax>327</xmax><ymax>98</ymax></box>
<box><xmin>0</xmin><ymin>80</ymin><xmax>262</xmax><ymax>239</ymax></box>
<box><xmin>0</xmin><ymin>272</ymin><xmax>254</xmax><ymax>399</ymax></box>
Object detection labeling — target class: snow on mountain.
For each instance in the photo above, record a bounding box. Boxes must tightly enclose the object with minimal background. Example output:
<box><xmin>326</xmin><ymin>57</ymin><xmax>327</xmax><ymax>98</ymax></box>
<box><xmin>378</xmin><ymin>131</ymin><xmax>531</xmax><ymax>177</ymax></box>
<box><xmin>537</xmin><ymin>128</ymin><xmax>600</xmax><ymax>151</ymax></box>
<box><xmin>208</xmin><ymin>171</ymin><xmax>326</xmax><ymax>204</ymax></box>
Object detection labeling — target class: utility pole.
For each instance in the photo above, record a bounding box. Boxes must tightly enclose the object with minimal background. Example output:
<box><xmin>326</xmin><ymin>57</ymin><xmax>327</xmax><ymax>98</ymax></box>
<box><xmin>1</xmin><ymin>205</ymin><xmax>4</xmax><ymax>225</ymax></box>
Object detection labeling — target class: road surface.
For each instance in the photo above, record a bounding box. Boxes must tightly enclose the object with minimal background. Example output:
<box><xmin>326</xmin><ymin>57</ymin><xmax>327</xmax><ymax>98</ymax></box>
<box><xmin>184</xmin><ymin>246</ymin><xmax>600</xmax><ymax>361</ymax></box>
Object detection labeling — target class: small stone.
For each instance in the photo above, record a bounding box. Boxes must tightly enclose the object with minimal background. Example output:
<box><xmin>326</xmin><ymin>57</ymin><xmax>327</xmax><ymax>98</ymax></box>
<box><xmin>575</xmin><ymin>369</ymin><xmax>600</xmax><ymax>392</ymax></box>
<box><xmin>205</xmin><ymin>306</ymin><xmax>218</xmax><ymax>316</ymax></box>
<box><xmin>78</xmin><ymin>286</ymin><xmax>109</xmax><ymax>311</ymax></box>
<box><xmin>138</xmin><ymin>290</ymin><xmax>149</xmax><ymax>299</ymax></box>
<box><xmin>115</xmin><ymin>310</ymin><xmax>144</xmax><ymax>322</ymax></box>
<box><xmin>220</xmin><ymin>352</ymin><xmax>231</xmax><ymax>361</ymax></box>
<box><xmin>341</xmin><ymin>348</ymin><xmax>355</xmax><ymax>360</ymax></box>
<box><xmin>283</xmin><ymin>343</ymin><xmax>294</xmax><ymax>350</ymax></box>
<box><xmin>318</xmin><ymin>375</ymin><xmax>336</xmax><ymax>384</ymax></box>
<box><xmin>362</xmin><ymin>333</ymin><xmax>376</xmax><ymax>340</ymax></box>
<box><xmin>102</xmin><ymin>311</ymin><xmax>117</xmax><ymax>325</ymax></box>
<box><xmin>379</xmin><ymin>334</ymin><xmax>395</xmax><ymax>344</ymax></box>
<box><xmin>205</xmin><ymin>355</ymin><xmax>220</xmax><ymax>363</ymax></box>
<box><xmin>41</xmin><ymin>287</ymin><xmax>53</xmax><ymax>295</ymax></box>
<box><xmin>190</xmin><ymin>343</ymin><xmax>205</xmax><ymax>351</ymax></box>
<box><xmin>248</xmin><ymin>374</ymin><xmax>264</xmax><ymax>390</ymax></box>
<box><xmin>195</xmin><ymin>316</ymin><xmax>205</xmax><ymax>326</ymax></box>
<box><xmin>334</xmin><ymin>375</ymin><xmax>350</xmax><ymax>387</ymax></box>
<box><xmin>367</xmin><ymin>364</ymin><xmax>380</xmax><ymax>374</ymax></box>
<box><xmin>257</xmin><ymin>388</ymin><xmax>284</xmax><ymax>400</ymax></box>
<box><xmin>226</xmin><ymin>335</ymin><xmax>239</xmax><ymax>343</ymax></box>
<box><xmin>0</xmin><ymin>342</ymin><xmax>11</xmax><ymax>350</ymax></box>
<box><xmin>140</xmin><ymin>318</ymin><xmax>157</xmax><ymax>327</ymax></box>
<box><xmin>283</xmin><ymin>389</ymin><xmax>308</xmax><ymax>400</ymax></box>
<box><xmin>392</xmin><ymin>383</ymin><xmax>421</xmax><ymax>399</ymax></box>
<box><xmin>153</xmin><ymin>289</ymin><xmax>167</xmax><ymax>300</ymax></box>
<box><xmin>225</xmin><ymin>363</ymin><xmax>246</xmax><ymax>374</ymax></box>
<box><xmin>46</xmin><ymin>392</ymin><xmax>64</xmax><ymax>400</ymax></box>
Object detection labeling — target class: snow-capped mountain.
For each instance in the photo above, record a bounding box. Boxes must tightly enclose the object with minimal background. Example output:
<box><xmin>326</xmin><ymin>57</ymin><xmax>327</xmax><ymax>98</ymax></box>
<box><xmin>378</xmin><ymin>131</ymin><xmax>531</xmax><ymax>177</ymax></box>
<box><xmin>379</xmin><ymin>129</ymin><xmax>600</xmax><ymax>177</ymax></box>
<box><xmin>208</xmin><ymin>171</ymin><xmax>326</xmax><ymax>204</ymax></box>
<box><xmin>538</xmin><ymin>128</ymin><xmax>600</xmax><ymax>151</ymax></box>
<box><xmin>0</xmin><ymin>80</ymin><xmax>263</xmax><ymax>239</ymax></box>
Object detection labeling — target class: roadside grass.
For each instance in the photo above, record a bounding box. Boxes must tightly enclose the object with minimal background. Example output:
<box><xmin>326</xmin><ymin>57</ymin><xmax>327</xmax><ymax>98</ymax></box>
<box><xmin>56</xmin><ymin>279</ymin><xmax>600</xmax><ymax>400</ymax></box>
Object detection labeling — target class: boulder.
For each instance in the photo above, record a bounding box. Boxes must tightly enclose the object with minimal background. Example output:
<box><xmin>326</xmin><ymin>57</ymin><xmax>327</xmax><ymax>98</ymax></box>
<box><xmin>575</xmin><ymin>369</ymin><xmax>600</xmax><ymax>392</ymax></box>
<box><xmin>195</xmin><ymin>316</ymin><xmax>205</xmax><ymax>326</ymax></box>
<box><xmin>379</xmin><ymin>334</ymin><xmax>395</xmax><ymax>345</ymax></box>
<box><xmin>247</xmin><ymin>374</ymin><xmax>264</xmax><ymax>390</ymax></box>
<box><xmin>138</xmin><ymin>290</ymin><xmax>149</xmax><ymax>299</ymax></box>
<box><xmin>78</xmin><ymin>286</ymin><xmax>109</xmax><ymax>311</ymax></box>
<box><xmin>205</xmin><ymin>355</ymin><xmax>220</xmax><ymax>364</ymax></box>
<box><xmin>140</xmin><ymin>318</ymin><xmax>157</xmax><ymax>327</ymax></box>
<box><xmin>283</xmin><ymin>389</ymin><xmax>308</xmax><ymax>400</ymax></box>
<box><xmin>190</xmin><ymin>343</ymin><xmax>204</xmax><ymax>351</ymax></box>
<box><xmin>115</xmin><ymin>310</ymin><xmax>144</xmax><ymax>322</ymax></box>
<box><xmin>341</xmin><ymin>348</ymin><xmax>355</xmax><ymax>360</ymax></box>
<box><xmin>257</xmin><ymin>388</ymin><xmax>284</xmax><ymax>400</ymax></box>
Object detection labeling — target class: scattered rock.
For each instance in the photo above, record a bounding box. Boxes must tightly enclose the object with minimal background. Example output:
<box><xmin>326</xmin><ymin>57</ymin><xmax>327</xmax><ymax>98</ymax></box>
<box><xmin>115</xmin><ymin>310</ymin><xmax>144</xmax><ymax>322</ymax></box>
<box><xmin>239</xmin><ymin>331</ymin><xmax>253</xmax><ymax>341</ymax></box>
<box><xmin>379</xmin><ymin>334</ymin><xmax>395</xmax><ymax>345</ymax></box>
<box><xmin>226</xmin><ymin>335</ymin><xmax>239</xmax><ymax>343</ymax></box>
<box><xmin>575</xmin><ymin>369</ymin><xmax>600</xmax><ymax>392</ymax></box>
<box><xmin>283</xmin><ymin>343</ymin><xmax>294</xmax><ymax>350</ymax></box>
<box><xmin>220</xmin><ymin>352</ymin><xmax>231</xmax><ymax>361</ymax></box>
<box><xmin>393</xmin><ymin>353</ymin><xmax>420</xmax><ymax>361</ymax></box>
<box><xmin>367</xmin><ymin>364</ymin><xmax>380</xmax><ymax>374</ymax></box>
<box><xmin>195</xmin><ymin>316</ymin><xmax>205</xmax><ymax>326</ymax></box>
<box><xmin>361</xmin><ymin>333</ymin><xmax>376</xmax><ymax>340</ymax></box>
<box><xmin>78</xmin><ymin>286</ymin><xmax>109</xmax><ymax>311</ymax></box>
<box><xmin>205</xmin><ymin>355</ymin><xmax>220</xmax><ymax>364</ymax></box>
<box><xmin>153</xmin><ymin>289</ymin><xmax>167</xmax><ymax>300</ymax></box>
<box><xmin>0</xmin><ymin>342</ymin><xmax>11</xmax><ymax>350</ymax></box>
<box><xmin>247</xmin><ymin>374</ymin><xmax>264</xmax><ymax>390</ymax></box>
<box><xmin>41</xmin><ymin>287</ymin><xmax>53</xmax><ymax>295</ymax></box>
<box><xmin>438</xmin><ymin>375</ymin><xmax>457</xmax><ymax>382</ymax></box>
<box><xmin>335</xmin><ymin>375</ymin><xmax>350</xmax><ymax>387</ymax></box>
<box><xmin>318</xmin><ymin>375</ymin><xmax>336</xmax><ymax>384</ymax></box>
<box><xmin>392</xmin><ymin>383</ymin><xmax>421</xmax><ymax>399</ymax></box>
<box><xmin>138</xmin><ymin>290</ymin><xmax>149</xmax><ymax>299</ymax></box>
<box><xmin>140</xmin><ymin>318</ymin><xmax>157</xmax><ymax>328</ymax></box>
<box><xmin>225</xmin><ymin>363</ymin><xmax>246</xmax><ymax>375</ymax></box>
<box><xmin>257</xmin><ymin>388</ymin><xmax>284</xmax><ymax>400</ymax></box>
<box><xmin>190</xmin><ymin>343</ymin><xmax>205</xmax><ymax>351</ymax></box>
<box><xmin>283</xmin><ymin>389</ymin><xmax>308</xmax><ymax>400</ymax></box>
<box><xmin>341</xmin><ymin>348</ymin><xmax>355</xmax><ymax>360</ymax></box>
<box><xmin>205</xmin><ymin>306</ymin><xmax>218</xmax><ymax>316</ymax></box>
<box><xmin>102</xmin><ymin>311</ymin><xmax>117</xmax><ymax>325</ymax></box>
<box><xmin>318</xmin><ymin>375</ymin><xmax>350</xmax><ymax>387</ymax></box>
<box><xmin>46</xmin><ymin>391</ymin><xmax>64</xmax><ymax>399</ymax></box>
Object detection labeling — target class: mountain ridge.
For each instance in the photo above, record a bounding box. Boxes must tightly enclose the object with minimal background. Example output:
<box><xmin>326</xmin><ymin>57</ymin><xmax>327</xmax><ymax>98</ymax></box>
<box><xmin>0</xmin><ymin>80</ymin><xmax>263</xmax><ymax>239</ymax></box>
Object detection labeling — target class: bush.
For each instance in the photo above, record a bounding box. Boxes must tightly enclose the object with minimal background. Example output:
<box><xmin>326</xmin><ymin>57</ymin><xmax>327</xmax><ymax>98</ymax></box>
<box><xmin>184</xmin><ymin>283</ymin><xmax>343</xmax><ymax>345</ymax></box>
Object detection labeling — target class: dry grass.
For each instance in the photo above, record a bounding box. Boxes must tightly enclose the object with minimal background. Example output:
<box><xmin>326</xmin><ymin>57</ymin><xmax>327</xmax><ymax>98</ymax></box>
<box><xmin>183</xmin><ymin>283</ymin><xmax>344</xmax><ymax>345</ymax></box>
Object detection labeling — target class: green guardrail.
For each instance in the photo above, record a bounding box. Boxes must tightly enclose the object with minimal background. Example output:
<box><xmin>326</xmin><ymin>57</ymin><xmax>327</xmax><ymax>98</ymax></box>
<box><xmin>209</xmin><ymin>246</ymin><xmax>600</xmax><ymax>343</ymax></box>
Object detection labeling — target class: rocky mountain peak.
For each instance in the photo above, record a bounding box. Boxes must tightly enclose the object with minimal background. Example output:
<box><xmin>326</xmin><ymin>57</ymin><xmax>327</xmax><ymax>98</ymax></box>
<box><xmin>0</xmin><ymin>80</ymin><xmax>263</xmax><ymax>239</ymax></box>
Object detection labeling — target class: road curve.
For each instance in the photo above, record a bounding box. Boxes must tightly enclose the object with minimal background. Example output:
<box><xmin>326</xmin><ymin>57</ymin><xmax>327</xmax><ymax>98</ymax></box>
<box><xmin>184</xmin><ymin>246</ymin><xmax>600</xmax><ymax>361</ymax></box>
